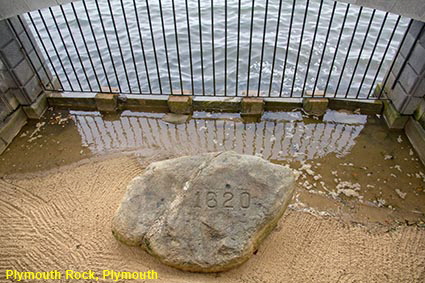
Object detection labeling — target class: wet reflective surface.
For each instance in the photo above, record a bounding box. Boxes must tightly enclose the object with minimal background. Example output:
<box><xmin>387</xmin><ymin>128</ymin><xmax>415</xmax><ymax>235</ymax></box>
<box><xmin>1</xmin><ymin>109</ymin><xmax>424</xmax><ymax>228</ymax></box>
<box><xmin>71</xmin><ymin>110</ymin><xmax>365</xmax><ymax>160</ymax></box>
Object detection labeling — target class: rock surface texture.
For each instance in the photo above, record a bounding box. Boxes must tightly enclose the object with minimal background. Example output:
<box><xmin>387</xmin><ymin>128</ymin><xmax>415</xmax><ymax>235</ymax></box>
<box><xmin>112</xmin><ymin>151</ymin><xmax>295</xmax><ymax>272</ymax></box>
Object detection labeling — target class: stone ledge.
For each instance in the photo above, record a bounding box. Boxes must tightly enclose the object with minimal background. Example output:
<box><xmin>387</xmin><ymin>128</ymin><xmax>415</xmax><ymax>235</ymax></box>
<box><xmin>328</xmin><ymin>99</ymin><xmax>383</xmax><ymax>115</ymax></box>
<box><xmin>47</xmin><ymin>92</ymin><xmax>97</xmax><ymax>110</ymax></box>
<box><xmin>193</xmin><ymin>97</ymin><xmax>241</xmax><ymax>113</ymax></box>
<box><xmin>47</xmin><ymin>93</ymin><xmax>387</xmax><ymax>115</ymax></box>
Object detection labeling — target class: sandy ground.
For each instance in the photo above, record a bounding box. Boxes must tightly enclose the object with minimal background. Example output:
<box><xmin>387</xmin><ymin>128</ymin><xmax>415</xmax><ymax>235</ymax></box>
<box><xmin>1</xmin><ymin>152</ymin><xmax>425</xmax><ymax>283</ymax></box>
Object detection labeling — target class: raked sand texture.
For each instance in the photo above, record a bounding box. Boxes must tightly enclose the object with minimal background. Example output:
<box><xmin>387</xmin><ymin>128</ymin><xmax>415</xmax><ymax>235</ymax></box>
<box><xmin>0</xmin><ymin>154</ymin><xmax>425</xmax><ymax>282</ymax></box>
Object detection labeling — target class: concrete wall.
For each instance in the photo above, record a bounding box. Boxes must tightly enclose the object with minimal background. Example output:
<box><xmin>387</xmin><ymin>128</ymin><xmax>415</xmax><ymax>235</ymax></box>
<box><xmin>0</xmin><ymin>17</ymin><xmax>51</xmax><ymax>154</ymax></box>
<box><xmin>1</xmin><ymin>0</ymin><xmax>425</xmax><ymax>21</ymax></box>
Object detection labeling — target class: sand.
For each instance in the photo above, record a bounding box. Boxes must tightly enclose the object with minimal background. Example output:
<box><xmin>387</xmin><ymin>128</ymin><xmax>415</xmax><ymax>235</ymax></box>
<box><xmin>1</xmin><ymin>153</ymin><xmax>425</xmax><ymax>282</ymax></box>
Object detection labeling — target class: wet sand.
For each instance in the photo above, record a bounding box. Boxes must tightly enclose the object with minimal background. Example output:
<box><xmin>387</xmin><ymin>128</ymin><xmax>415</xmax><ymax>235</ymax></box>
<box><xmin>0</xmin><ymin>109</ymin><xmax>424</xmax><ymax>282</ymax></box>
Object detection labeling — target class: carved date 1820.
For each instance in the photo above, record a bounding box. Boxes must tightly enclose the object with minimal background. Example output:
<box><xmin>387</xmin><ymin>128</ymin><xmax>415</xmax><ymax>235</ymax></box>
<box><xmin>194</xmin><ymin>190</ymin><xmax>251</xmax><ymax>209</ymax></box>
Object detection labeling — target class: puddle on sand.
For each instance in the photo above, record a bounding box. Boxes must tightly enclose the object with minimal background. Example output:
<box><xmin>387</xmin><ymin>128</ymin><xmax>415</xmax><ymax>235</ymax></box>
<box><xmin>0</xmin><ymin>108</ymin><xmax>424</xmax><ymax>228</ymax></box>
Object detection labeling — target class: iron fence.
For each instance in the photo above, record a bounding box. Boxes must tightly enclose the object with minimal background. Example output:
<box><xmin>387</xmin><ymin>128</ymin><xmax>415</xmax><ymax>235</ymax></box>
<box><xmin>9</xmin><ymin>0</ymin><xmax>412</xmax><ymax>99</ymax></box>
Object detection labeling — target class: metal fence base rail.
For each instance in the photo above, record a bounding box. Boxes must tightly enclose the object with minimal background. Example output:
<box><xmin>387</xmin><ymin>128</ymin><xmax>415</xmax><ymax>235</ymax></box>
<box><xmin>47</xmin><ymin>92</ymin><xmax>383</xmax><ymax>115</ymax></box>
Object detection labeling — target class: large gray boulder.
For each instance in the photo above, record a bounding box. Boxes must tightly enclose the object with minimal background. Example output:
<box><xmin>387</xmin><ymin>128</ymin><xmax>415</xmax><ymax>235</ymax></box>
<box><xmin>112</xmin><ymin>151</ymin><xmax>295</xmax><ymax>272</ymax></box>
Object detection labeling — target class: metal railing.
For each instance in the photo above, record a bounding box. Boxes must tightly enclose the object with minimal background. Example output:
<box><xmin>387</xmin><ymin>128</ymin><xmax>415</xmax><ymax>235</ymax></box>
<box><xmin>10</xmin><ymin>0</ymin><xmax>411</xmax><ymax>99</ymax></box>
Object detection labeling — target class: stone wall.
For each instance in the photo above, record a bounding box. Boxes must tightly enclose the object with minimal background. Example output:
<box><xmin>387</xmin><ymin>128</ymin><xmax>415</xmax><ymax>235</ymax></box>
<box><xmin>385</xmin><ymin>21</ymin><xmax>425</xmax><ymax>117</ymax></box>
<box><xmin>0</xmin><ymin>17</ymin><xmax>51</xmax><ymax>154</ymax></box>
<box><xmin>383</xmin><ymin>19</ymin><xmax>425</xmax><ymax>164</ymax></box>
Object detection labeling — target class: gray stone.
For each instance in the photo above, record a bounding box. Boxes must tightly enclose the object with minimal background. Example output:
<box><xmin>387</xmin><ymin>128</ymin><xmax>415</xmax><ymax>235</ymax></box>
<box><xmin>112</xmin><ymin>151</ymin><xmax>295</xmax><ymax>272</ymax></box>
<box><xmin>21</xmin><ymin>75</ymin><xmax>42</xmax><ymax>103</ymax></box>
<box><xmin>0</xmin><ymin>69</ymin><xmax>15</xmax><ymax>93</ymax></box>
<box><xmin>388</xmin><ymin>83</ymin><xmax>409</xmax><ymax>112</ymax></box>
<box><xmin>411</xmin><ymin>74</ymin><xmax>425</xmax><ymax>98</ymax></box>
<box><xmin>398</xmin><ymin>63</ymin><xmax>419</xmax><ymax>94</ymax></box>
<box><xmin>1</xmin><ymin>88</ymin><xmax>19</xmax><ymax>110</ymax></box>
<box><xmin>410</xmin><ymin>43</ymin><xmax>425</xmax><ymax>75</ymax></box>
<box><xmin>13</xmin><ymin>59</ymin><xmax>34</xmax><ymax>85</ymax></box>
<box><xmin>0</xmin><ymin>21</ymin><xmax>13</xmax><ymax>49</ymax></box>
<box><xmin>400</xmin><ymin>96</ymin><xmax>423</xmax><ymax>115</ymax></box>
<box><xmin>1</xmin><ymin>40</ymin><xmax>24</xmax><ymax>68</ymax></box>
<box><xmin>400</xmin><ymin>33</ymin><xmax>416</xmax><ymax>58</ymax></box>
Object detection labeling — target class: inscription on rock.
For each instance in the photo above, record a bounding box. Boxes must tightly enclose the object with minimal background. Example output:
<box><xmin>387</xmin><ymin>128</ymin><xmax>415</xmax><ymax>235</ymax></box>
<box><xmin>112</xmin><ymin>151</ymin><xmax>295</xmax><ymax>272</ymax></box>
<box><xmin>193</xmin><ymin>189</ymin><xmax>251</xmax><ymax>209</ymax></box>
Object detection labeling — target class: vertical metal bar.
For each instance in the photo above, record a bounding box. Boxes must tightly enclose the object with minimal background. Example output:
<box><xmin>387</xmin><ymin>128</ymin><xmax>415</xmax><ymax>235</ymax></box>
<box><xmin>120</xmin><ymin>0</ymin><xmax>142</xmax><ymax>93</ymax></box>
<box><xmin>107</xmin><ymin>0</ymin><xmax>131</xmax><ymax>93</ymax></box>
<box><xmin>171</xmin><ymin>0</ymin><xmax>184</xmax><ymax>94</ymax></box>
<box><xmin>246</xmin><ymin>0</ymin><xmax>256</xmax><ymax>95</ymax></box>
<box><xmin>268</xmin><ymin>0</ymin><xmax>284</xmax><ymax>96</ymax></box>
<box><xmin>257</xmin><ymin>0</ymin><xmax>270</xmax><ymax>97</ymax></box>
<box><xmin>94</xmin><ymin>0</ymin><xmax>121</xmax><ymax>92</ymax></box>
<box><xmin>302</xmin><ymin>0</ymin><xmax>324</xmax><ymax>97</ymax></box>
<box><xmin>48</xmin><ymin>7</ymin><xmax>83</xmax><ymax>91</ymax></box>
<box><xmin>235</xmin><ymin>0</ymin><xmax>242</xmax><ymax>96</ymax></box>
<box><xmin>224</xmin><ymin>0</ymin><xmax>228</xmax><ymax>96</ymax></box>
<box><xmin>324</xmin><ymin>3</ymin><xmax>350</xmax><ymax>95</ymax></box>
<box><xmin>158</xmin><ymin>0</ymin><xmax>173</xmax><ymax>94</ymax></box>
<box><xmin>290</xmin><ymin>0</ymin><xmax>309</xmax><ymax>97</ymax></box>
<box><xmin>334</xmin><ymin>6</ymin><xmax>363</xmax><ymax>97</ymax></box>
<box><xmin>59</xmin><ymin>5</ymin><xmax>92</xmax><ymax>92</ymax></box>
<box><xmin>312</xmin><ymin>1</ymin><xmax>337</xmax><ymax>97</ymax></box>
<box><xmin>71</xmin><ymin>2</ymin><xmax>102</xmax><ymax>92</ymax></box>
<box><xmin>356</xmin><ymin>12</ymin><xmax>388</xmax><ymax>99</ymax></box>
<box><xmin>82</xmin><ymin>0</ymin><xmax>111</xmax><ymax>92</ymax></box>
<box><xmin>133</xmin><ymin>0</ymin><xmax>152</xmax><ymax>93</ymax></box>
<box><xmin>32</xmin><ymin>11</ymin><xmax>73</xmax><ymax>90</ymax></box>
<box><xmin>345</xmin><ymin>10</ymin><xmax>376</xmax><ymax>98</ymax></box>
<box><xmin>367</xmin><ymin>16</ymin><xmax>402</xmax><ymax>99</ymax></box>
<box><xmin>145</xmin><ymin>0</ymin><xmax>162</xmax><ymax>94</ymax></box>
<box><xmin>279</xmin><ymin>0</ymin><xmax>296</xmax><ymax>97</ymax></box>
<box><xmin>185</xmin><ymin>0</ymin><xmax>195</xmax><ymax>95</ymax></box>
<box><xmin>211</xmin><ymin>0</ymin><xmax>216</xmax><ymax>95</ymax></box>
<box><xmin>13</xmin><ymin>16</ymin><xmax>56</xmax><ymax>90</ymax></box>
<box><xmin>198</xmin><ymin>0</ymin><xmax>205</xmax><ymax>95</ymax></box>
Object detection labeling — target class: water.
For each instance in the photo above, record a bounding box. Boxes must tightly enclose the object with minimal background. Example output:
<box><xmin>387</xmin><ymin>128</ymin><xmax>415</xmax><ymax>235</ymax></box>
<box><xmin>26</xmin><ymin>0</ymin><xmax>409</xmax><ymax>97</ymax></box>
